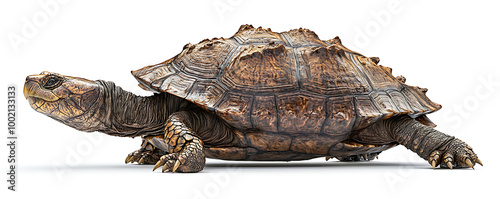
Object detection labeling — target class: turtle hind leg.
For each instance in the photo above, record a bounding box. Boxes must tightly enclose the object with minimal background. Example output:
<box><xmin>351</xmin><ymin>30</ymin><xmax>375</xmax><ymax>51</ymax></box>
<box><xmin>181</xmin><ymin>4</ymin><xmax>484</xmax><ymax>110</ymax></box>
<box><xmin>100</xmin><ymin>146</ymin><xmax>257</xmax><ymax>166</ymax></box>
<box><xmin>383</xmin><ymin>115</ymin><xmax>481</xmax><ymax>169</ymax></box>
<box><xmin>125</xmin><ymin>137</ymin><xmax>167</xmax><ymax>165</ymax></box>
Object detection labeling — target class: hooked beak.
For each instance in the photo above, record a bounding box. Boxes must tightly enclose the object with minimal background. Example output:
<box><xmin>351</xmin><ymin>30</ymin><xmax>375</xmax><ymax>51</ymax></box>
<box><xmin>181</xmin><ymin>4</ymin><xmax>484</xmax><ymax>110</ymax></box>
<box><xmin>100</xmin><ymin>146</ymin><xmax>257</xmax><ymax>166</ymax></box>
<box><xmin>23</xmin><ymin>84</ymin><xmax>29</xmax><ymax>99</ymax></box>
<box><xmin>23</xmin><ymin>73</ymin><xmax>60</xmax><ymax>101</ymax></box>
<box><xmin>23</xmin><ymin>82</ymin><xmax>33</xmax><ymax>99</ymax></box>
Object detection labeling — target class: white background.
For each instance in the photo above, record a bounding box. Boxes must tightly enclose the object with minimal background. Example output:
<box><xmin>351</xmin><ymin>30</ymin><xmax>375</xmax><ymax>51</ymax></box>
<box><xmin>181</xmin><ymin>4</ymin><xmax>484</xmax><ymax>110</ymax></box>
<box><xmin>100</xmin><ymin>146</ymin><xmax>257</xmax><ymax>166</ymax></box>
<box><xmin>1</xmin><ymin>0</ymin><xmax>499</xmax><ymax>198</ymax></box>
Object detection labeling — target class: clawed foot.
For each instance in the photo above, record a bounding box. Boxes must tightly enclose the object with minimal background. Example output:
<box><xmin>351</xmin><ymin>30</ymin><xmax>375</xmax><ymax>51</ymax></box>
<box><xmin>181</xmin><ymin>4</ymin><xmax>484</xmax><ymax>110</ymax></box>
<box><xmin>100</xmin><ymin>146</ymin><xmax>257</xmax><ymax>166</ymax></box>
<box><xmin>125</xmin><ymin>140</ymin><xmax>165</xmax><ymax>165</ymax></box>
<box><xmin>152</xmin><ymin>138</ymin><xmax>205</xmax><ymax>173</ymax></box>
<box><xmin>428</xmin><ymin>138</ymin><xmax>483</xmax><ymax>169</ymax></box>
<box><xmin>327</xmin><ymin>152</ymin><xmax>380</xmax><ymax>162</ymax></box>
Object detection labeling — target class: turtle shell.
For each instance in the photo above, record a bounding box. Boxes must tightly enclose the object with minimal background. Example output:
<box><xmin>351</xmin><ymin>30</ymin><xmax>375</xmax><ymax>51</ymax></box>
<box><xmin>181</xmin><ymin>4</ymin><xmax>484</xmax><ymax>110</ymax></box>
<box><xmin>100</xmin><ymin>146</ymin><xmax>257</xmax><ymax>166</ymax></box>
<box><xmin>132</xmin><ymin>25</ymin><xmax>441</xmax><ymax>136</ymax></box>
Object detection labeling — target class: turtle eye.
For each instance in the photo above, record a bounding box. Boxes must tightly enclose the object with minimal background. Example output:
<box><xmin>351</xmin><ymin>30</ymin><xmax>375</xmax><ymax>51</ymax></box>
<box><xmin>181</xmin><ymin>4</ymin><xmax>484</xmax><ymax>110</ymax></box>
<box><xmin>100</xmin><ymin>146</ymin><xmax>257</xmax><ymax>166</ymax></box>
<box><xmin>43</xmin><ymin>76</ymin><xmax>62</xmax><ymax>90</ymax></box>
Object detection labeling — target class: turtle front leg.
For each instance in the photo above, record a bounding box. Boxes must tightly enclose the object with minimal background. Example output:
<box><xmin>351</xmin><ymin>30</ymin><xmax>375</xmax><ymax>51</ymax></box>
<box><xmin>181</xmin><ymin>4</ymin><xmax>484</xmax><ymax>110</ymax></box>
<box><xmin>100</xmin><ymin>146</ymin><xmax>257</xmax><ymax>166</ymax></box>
<box><xmin>386</xmin><ymin>116</ymin><xmax>482</xmax><ymax>169</ymax></box>
<box><xmin>152</xmin><ymin>112</ymin><xmax>206</xmax><ymax>173</ymax></box>
<box><xmin>125</xmin><ymin>138</ymin><xmax>166</xmax><ymax>165</ymax></box>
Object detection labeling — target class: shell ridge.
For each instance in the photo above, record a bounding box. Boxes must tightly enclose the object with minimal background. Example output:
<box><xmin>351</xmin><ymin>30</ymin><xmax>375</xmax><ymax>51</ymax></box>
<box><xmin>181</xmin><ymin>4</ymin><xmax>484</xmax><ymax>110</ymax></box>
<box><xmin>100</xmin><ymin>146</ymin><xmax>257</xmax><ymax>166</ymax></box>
<box><xmin>274</xmin><ymin>93</ymin><xmax>280</xmax><ymax>133</ymax></box>
<box><xmin>248</xmin><ymin>95</ymin><xmax>256</xmax><ymax>129</ymax></box>
<box><xmin>278</xmin><ymin>32</ymin><xmax>292</xmax><ymax>47</ymax></box>
<box><xmin>368</xmin><ymin>94</ymin><xmax>384</xmax><ymax>118</ymax></box>
<box><xmin>280</xmin><ymin>28</ymin><xmax>326</xmax><ymax>47</ymax></box>
<box><xmin>349</xmin><ymin>96</ymin><xmax>359</xmax><ymax>135</ymax></box>
<box><xmin>280</xmin><ymin>33</ymin><xmax>302</xmax><ymax>90</ymax></box>
<box><xmin>183</xmin><ymin>79</ymin><xmax>197</xmax><ymax>99</ymax></box>
<box><xmin>319</xmin><ymin>96</ymin><xmax>329</xmax><ymax>134</ymax></box>
<box><xmin>216</xmin><ymin>40</ymin><xmax>241</xmax><ymax>79</ymax></box>
<box><xmin>208</xmin><ymin>90</ymin><xmax>228</xmax><ymax>112</ymax></box>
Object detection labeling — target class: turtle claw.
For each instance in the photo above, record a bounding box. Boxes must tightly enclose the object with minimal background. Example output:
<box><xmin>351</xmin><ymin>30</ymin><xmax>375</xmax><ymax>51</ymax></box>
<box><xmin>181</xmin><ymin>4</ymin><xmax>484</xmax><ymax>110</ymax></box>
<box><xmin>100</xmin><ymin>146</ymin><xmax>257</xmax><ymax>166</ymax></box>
<box><xmin>477</xmin><ymin>158</ymin><xmax>483</xmax><ymax>166</ymax></box>
<box><xmin>466</xmin><ymin>159</ymin><xmax>474</xmax><ymax>169</ymax></box>
<box><xmin>153</xmin><ymin>153</ymin><xmax>179</xmax><ymax>173</ymax></box>
<box><xmin>125</xmin><ymin>151</ymin><xmax>141</xmax><ymax>164</ymax></box>
<box><xmin>162</xmin><ymin>163</ymin><xmax>169</xmax><ymax>173</ymax></box>
<box><xmin>125</xmin><ymin>155</ymin><xmax>133</xmax><ymax>164</ymax></box>
<box><xmin>153</xmin><ymin>139</ymin><xmax>205</xmax><ymax>173</ymax></box>
<box><xmin>427</xmin><ymin>139</ymin><xmax>481</xmax><ymax>170</ymax></box>
<box><xmin>172</xmin><ymin>160</ymin><xmax>181</xmax><ymax>173</ymax></box>
<box><xmin>153</xmin><ymin>159</ymin><xmax>163</xmax><ymax>171</ymax></box>
<box><xmin>126</xmin><ymin>149</ymin><xmax>154</xmax><ymax>164</ymax></box>
<box><xmin>428</xmin><ymin>151</ymin><xmax>440</xmax><ymax>170</ymax></box>
<box><xmin>161</xmin><ymin>159</ymin><xmax>174</xmax><ymax>173</ymax></box>
<box><xmin>125</xmin><ymin>146</ymin><xmax>164</xmax><ymax>165</ymax></box>
<box><xmin>447</xmin><ymin>162</ymin><xmax>453</xmax><ymax>170</ymax></box>
<box><xmin>138</xmin><ymin>156</ymin><xmax>146</xmax><ymax>165</ymax></box>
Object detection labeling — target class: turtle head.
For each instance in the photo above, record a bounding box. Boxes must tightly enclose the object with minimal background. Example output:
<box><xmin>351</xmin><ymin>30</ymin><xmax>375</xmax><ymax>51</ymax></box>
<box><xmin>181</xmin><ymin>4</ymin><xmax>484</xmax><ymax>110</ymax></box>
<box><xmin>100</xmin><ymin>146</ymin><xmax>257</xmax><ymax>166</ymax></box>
<box><xmin>24</xmin><ymin>71</ymin><xmax>101</xmax><ymax>129</ymax></box>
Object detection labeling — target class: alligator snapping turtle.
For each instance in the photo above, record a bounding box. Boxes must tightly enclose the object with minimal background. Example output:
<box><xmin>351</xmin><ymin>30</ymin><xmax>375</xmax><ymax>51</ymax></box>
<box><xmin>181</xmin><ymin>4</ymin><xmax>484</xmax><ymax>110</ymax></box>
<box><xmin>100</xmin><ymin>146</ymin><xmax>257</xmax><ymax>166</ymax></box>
<box><xmin>24</xmin><ymin>25</ymin><xmax>481</xmax><ymax>172</ymax></box>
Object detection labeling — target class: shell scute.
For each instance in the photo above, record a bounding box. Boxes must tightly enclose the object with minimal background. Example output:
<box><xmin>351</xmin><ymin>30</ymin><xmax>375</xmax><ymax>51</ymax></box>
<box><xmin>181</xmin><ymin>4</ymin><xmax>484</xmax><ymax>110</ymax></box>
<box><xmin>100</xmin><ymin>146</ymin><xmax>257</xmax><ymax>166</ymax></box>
<box><xmin>216</xmin><ymin>92</ymin><xmax>253</xmax><ymax>129</ymax></box>
<box><xmin>370</xmin><ymin>92</ymin><xmax>400</xmax><ymax>119</ymax></box>
<box><xmin>251</xmin><ymin>95</ymin><xmax>278</xmax><ymax>132</ymax></box>
<box><xmin>354</xmin><ymin>95</ymin><xmax>383</xmax><ymax>130</ymax></box>
<box><xmin>387</xmin><ymin>90</ymin><xmax>415</xmax><ymax>115</ymax></box>
<box><xmin>158</xmin><ymin>73</ymin><xmax>196</xmax><ymax>98</ymax></box>
<box><xmin>174</xmin><ymin>38</ymin><xmax>237</xmax><ymax>79</ymax></box>
<box><xmin>220</xmin><ymin>43</ymin><xmax>298</xmax><ymax>92</ymax></box>
<box><xmin>322</xmin><ymin>96</ymin><xmax>356</xmax><ymax>139</ymax></box>
<box><xmin>186</xmin><ymin>80</ymin><xmax>227</xmax><ymax>110</ymax></box>
<box><xmin>297</xmin><ymin>45</ymin><xmax>372</xmax><ymax>95</ymax></box>
<box><xmin>277</xmin><ymin>92</ymin><xmax>326</xmax><ymax>133</ymax></box>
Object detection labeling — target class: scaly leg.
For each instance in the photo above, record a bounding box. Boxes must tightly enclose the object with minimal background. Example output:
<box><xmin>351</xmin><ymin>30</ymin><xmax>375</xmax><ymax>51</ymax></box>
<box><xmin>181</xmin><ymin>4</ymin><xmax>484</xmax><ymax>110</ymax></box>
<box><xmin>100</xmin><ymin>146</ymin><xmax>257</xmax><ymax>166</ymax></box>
<box><xmin>387</xmin><ymin>116</ymin><xmax>482</xmax><ymax>169</ymax></box>
<box><xmin>152</xmin><ymin>112</ymin><xmax>205</xmax><ymax>173</ymax></box>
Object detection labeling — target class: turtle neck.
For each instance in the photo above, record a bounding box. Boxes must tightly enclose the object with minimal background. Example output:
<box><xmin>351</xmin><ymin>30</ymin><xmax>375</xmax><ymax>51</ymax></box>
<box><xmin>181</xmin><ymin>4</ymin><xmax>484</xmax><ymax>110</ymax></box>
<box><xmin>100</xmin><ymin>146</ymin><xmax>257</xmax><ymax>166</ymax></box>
<box><xmin>93</xmin><ymin>80</ymin><xmax>195</xmax><ymax>137</ymax></box>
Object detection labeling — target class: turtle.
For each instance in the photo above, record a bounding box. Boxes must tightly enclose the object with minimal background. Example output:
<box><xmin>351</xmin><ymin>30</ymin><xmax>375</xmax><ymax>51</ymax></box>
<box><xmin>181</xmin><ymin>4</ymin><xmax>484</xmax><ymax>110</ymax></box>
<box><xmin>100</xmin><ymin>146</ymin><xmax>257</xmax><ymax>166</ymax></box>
<box><xmin>23</xmin><ymin>24</ymin><xmax>482</xmax><ymax>173</ymax></box>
